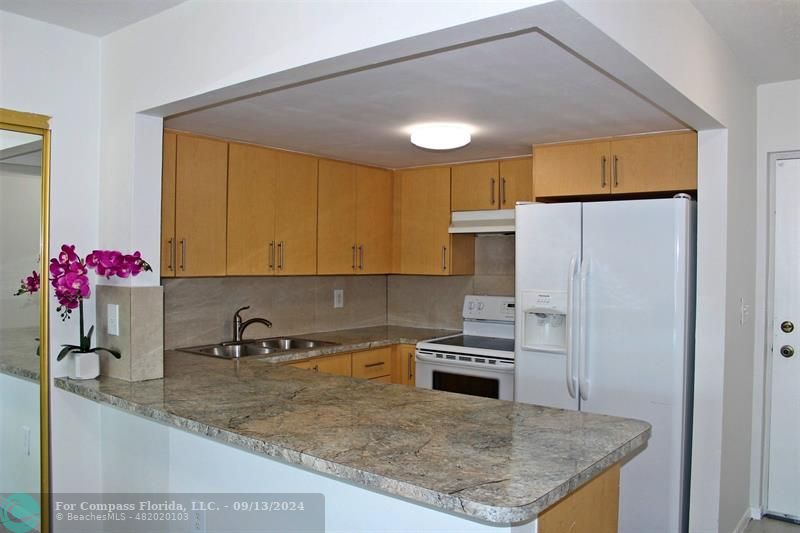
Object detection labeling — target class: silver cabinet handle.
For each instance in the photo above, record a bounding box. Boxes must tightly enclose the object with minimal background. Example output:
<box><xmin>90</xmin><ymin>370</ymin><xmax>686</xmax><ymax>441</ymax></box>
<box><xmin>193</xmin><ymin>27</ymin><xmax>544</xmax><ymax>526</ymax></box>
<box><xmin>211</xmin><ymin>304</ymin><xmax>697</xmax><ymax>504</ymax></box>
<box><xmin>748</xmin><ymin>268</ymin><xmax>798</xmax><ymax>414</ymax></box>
<box><xmin>352</xmin><ymin>245</ymin><xmax>357</xmax><ymax>271</ymax></box>
<box><xmin>501</xmin><ymin>177</ymin><xmax>507</xmax><ymax>206</ymax></box>
<box><xmin>613</xmin><ymin>155</ymin><xmax>619</xmax><ymax>188</ymax></box>
<box><xmin>179</xmin><ymin>239</ymin><xmax>186</xmax><ymax>271</ymax></box>
<box><xmin>269</xmin><ymin>241</ymin><xmax>275</xmax><ymax>271</ymax></box>
<box><xmin>167</xmin><ymin>238</ymin><xmax>174</xmax><ymax>271</ymax></box>
<box><xmin>277</xmin><ymin>241</ymin><xmax>285</xmax><ymax>271</ymax></box>
<box><xmin>601</xmin><ymin>156</ymin><xmax>607</xmax><ymax>189</ymax></box>
<box><xmin>490</xmin><ymin>177</ymin><xmax>496</xmax><ymax>205</ymax></box>
<box><xmin>358</xmin><ymin>245</ymin><xmax>364</xmax><ymax>271</ymax></box>
<box><xmin>441</xmin><ymin>245</ymin><xmax>447</xmax><ymax>271</ymax></box>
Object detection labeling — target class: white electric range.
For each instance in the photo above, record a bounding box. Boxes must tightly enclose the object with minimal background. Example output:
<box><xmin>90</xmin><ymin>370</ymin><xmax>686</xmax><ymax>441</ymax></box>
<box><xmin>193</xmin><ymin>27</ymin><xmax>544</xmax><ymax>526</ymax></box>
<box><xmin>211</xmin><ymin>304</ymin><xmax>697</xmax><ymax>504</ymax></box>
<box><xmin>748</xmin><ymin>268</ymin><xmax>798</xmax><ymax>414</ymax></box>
<box><xmin>415</xmin><ymin>295</ymin><xmax>515</xmax><ymax>400</ymax></box>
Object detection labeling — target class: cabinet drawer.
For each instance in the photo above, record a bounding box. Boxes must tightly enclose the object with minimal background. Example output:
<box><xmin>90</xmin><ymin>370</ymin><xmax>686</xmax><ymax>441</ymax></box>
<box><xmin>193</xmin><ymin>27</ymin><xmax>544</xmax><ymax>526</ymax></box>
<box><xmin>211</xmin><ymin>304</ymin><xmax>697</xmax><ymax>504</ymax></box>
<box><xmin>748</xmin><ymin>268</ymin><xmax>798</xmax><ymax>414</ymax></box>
<box><xmin>289</xmin><ymin>353</ymin><xmax>351</xmax><ymax>377</ymax></box>
<box><xmin>352</xmin><ymin>347</ymin><xmax>392</xmax><ymax>379</ymax></box>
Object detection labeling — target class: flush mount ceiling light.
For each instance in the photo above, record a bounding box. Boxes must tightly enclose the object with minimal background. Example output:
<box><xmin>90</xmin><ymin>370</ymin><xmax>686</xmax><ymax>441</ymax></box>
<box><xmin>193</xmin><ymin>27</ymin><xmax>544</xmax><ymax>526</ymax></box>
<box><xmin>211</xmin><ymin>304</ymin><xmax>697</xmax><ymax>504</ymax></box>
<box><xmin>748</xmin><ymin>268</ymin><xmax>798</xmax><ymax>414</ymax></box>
<box><xmin>409</xmin><ymin>123</ymin><xmax>472</xmax><ymax>150</ymax></box>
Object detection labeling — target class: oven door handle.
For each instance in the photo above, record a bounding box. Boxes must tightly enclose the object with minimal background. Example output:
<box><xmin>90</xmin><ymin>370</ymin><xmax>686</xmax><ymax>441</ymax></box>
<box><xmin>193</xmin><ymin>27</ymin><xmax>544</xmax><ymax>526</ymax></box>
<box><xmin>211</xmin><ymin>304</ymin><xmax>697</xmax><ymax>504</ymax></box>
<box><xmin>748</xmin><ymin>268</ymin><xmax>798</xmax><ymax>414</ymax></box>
<box><xmin>566</xmin><ymin>255</ymin><xmax>579</xmax><ymax>399</ymax></box>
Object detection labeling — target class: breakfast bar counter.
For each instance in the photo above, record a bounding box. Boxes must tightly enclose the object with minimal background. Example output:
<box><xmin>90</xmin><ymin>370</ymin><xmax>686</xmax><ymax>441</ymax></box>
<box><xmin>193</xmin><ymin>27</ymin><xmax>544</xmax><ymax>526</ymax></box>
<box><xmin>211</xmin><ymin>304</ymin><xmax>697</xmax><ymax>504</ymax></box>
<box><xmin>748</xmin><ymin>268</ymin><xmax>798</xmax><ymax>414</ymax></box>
<box><xmin>55</xmin><ymin>326</ymin><xmax>650</xmax><ymax>530</ymax></box>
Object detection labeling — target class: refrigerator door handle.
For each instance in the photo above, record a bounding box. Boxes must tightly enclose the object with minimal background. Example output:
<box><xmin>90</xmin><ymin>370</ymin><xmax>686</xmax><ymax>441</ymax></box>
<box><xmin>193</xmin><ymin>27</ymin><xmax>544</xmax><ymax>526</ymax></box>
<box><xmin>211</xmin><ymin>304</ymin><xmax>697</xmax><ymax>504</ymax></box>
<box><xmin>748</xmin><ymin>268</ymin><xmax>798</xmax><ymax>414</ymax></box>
<box><xmin>566</xmin><ymin>255</ymin><xmax>579</xmax><ymax>399</ymax></box>
<box><xmin>579</xmin><ymin>256</ymin><xmax>591</xmax><ymax>401</ymax></box>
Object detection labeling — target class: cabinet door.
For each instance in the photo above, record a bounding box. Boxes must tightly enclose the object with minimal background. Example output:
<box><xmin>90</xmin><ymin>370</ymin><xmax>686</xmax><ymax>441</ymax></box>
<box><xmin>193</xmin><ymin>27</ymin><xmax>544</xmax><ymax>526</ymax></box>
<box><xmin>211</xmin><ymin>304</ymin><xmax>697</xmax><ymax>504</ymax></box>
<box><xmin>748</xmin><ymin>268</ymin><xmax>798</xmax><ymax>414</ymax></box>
<box><xmin>275</xmin><ymin>152</ymin><xmax>318</xmax><ymax>275</ymax></box>
<box><xmin>161</xmin><ymin>132</ymin><xmax>177</xmax><ymax>278</ymax></box>
<box><xmin>396</xmin><ymin>167</ymin><xmax>451</xmax><ymax>274</ymax></box>
<box><xmin>534</xmin><ymin>141</ymin><xmax>611</xmax><ymax>198</ymax></box>
<box><xmin>318</xmin><ymin>160</ymin><xmax>357</xmax><ymax>274</ymax></box>
<box><xmin>352</xmin><ymin>347</ymin><xmax>392</xmax><ymax>379</ymax></box>
<box><xmin>174</xmin><ymin>135</ymin><xmax>228</xmax><ymax>277</ymax></box>
<box><xmin>451</xmin><ymin>161</ymin><xmax>499</xmax><ymax>211</ymax></box>
<box><xmin>610</xmin><ymin>131</ymin><xmax>697</xmax><ymax>193</ymax></box>
<box><xmin>227</xmin><ymin>143</ymin><xmax>278</xmax><ymax>275</ymax></box>
<box><xmin>499</xmin><ymin>157</ymin><xmax>533</xmax><ymax>207</ymax></box>
<box><xmin>355</xmin><ymin>165</ymin><xmax>393</xmax><ymax>274</ymax></box>
<box><xmin>392</xmin><ymin>344</ymin><xmax>416</xmax><ymax>385</ymax></box>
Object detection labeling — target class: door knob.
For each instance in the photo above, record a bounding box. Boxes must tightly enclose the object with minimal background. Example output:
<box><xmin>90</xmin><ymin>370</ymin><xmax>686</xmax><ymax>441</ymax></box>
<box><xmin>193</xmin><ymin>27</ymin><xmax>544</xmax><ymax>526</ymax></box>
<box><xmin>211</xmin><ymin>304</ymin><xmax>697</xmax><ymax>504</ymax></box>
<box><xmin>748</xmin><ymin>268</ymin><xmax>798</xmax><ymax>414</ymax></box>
<box><xmin>781</xmin><ymin>320</ymin><xmax>794</xmax><ymax>333</ymax></box>
<box><xmin>779</xmin><ymin>345</ymin><xmax>794</xmax><ymax>358</ymax></box>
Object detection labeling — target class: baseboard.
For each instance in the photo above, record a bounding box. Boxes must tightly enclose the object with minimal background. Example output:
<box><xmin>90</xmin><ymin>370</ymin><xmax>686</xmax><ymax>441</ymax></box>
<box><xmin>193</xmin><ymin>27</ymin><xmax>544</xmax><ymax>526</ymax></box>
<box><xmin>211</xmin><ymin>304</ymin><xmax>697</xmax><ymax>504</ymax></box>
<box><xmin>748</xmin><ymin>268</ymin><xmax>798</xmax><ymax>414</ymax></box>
<box><xmin>751</xmin><ymin>506</ymin><xmax>763</xmax><ymax>520</ymax></box>
<box><xmin>733</xmin><ymin>508</ymin><xmax>751</xmax><ymax>533</ymax></box>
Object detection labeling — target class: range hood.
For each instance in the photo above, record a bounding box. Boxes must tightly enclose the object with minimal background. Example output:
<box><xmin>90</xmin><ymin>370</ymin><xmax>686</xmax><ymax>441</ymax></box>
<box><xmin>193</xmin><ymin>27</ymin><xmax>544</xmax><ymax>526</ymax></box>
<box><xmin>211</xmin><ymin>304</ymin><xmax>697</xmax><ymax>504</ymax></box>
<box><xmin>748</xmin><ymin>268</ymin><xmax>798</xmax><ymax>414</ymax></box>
<box><xmin>448</xmin><ymin>209</ymin><xmax>516</xmax><ymax>234</ymax></box>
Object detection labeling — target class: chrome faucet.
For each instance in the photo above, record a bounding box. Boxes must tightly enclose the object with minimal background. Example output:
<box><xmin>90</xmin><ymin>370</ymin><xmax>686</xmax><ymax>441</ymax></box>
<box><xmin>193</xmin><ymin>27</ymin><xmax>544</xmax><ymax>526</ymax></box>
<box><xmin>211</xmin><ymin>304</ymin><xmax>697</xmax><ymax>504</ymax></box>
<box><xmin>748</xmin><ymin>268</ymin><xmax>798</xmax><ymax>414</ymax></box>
<box><xmin>232</xmin><ymin>306</ymin><xmax>272</xmax><ymax>342</ymax></box>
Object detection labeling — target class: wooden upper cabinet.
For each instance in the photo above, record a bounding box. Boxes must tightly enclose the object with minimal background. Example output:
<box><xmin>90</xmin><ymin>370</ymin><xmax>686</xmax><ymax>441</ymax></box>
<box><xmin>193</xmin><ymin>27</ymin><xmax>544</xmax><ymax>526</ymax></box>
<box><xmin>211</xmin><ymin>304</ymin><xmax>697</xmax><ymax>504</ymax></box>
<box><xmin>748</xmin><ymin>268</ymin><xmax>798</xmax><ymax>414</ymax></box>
<box><xmin>610</xmin><ymin>131</ymin><xmax>697</xmax><ymax>193</ymax></box>
<box><xmin>395</xmin><ymin>166</ymin><xmax>452</xmax><ymax>275</ymax></box>
<box><xmin>499</xmin><ymin>157</ymin><xmax>533</xmax><ymax>207</ymax></box>
<box><xmin>275</xmin><ymin>151</ymin><xmax>318</xmax><ymax>275</ymax></box>
<box><xmin>161</xmin><ymin>132</ymin><xmax>177</xmax><ymax>278</ymax></box>
<box><xmin>174</xmin><ymin>134</ymin><xmax>228</xmax><ymax>277</ymax></box>
<box><xmin>355</xmin><ymin>165</ymin><xmax>392</xmax><ymax>274</ymax></box>
<box><xmin>451</xmin><ymin>161</ymin><xmax>500</xmax><ymax>211</ymax></box>
<box><xmin>318</xmin><ymin>160</ymin><xmax>357</xmax><ymax>274</ymax></box>
<box><xmin>534</xmin><ymin>140</ymin><xmax>611</xmax><ymax>198</ymax></box>
<box><xmin>227</xmin><ymin>143</ymin><xmax>278</xmax><ymax>275</ymax></box>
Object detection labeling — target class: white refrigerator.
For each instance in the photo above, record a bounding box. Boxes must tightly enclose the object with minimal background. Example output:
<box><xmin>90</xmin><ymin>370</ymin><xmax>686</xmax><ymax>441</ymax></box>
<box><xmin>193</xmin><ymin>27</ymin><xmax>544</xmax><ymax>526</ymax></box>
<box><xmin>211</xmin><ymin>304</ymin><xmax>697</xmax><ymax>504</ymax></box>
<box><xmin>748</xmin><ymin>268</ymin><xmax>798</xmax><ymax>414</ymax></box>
<box><xmin>515</xmin><ymin>198</ymin><xmax>696</xmax><ymax>533</ymax></box>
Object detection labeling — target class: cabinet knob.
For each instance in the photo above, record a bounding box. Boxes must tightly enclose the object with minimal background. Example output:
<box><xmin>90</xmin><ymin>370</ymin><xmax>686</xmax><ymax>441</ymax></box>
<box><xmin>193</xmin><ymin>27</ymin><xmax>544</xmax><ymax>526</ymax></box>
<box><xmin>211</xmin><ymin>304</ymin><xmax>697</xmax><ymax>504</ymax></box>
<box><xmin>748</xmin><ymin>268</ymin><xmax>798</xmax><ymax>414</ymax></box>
<box><xmin>781</xmin><ymin>320</ymin><xmax>794</xmax><ymax>333</ymax></box>
<box><xmin>780</xmin><ymin>345</ymin><xmax>794</xmax><ymax>358</ymax></box>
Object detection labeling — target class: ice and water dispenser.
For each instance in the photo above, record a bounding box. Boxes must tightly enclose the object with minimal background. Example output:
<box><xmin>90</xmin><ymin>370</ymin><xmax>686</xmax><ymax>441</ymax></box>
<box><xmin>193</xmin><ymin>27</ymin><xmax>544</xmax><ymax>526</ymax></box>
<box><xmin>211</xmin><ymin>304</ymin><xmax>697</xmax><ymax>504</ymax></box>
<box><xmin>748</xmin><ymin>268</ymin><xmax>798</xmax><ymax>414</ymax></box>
<box><xmin>520</xmin><ymin>290</ymin><xmax>568</xmax><ymax>353</ymax></box>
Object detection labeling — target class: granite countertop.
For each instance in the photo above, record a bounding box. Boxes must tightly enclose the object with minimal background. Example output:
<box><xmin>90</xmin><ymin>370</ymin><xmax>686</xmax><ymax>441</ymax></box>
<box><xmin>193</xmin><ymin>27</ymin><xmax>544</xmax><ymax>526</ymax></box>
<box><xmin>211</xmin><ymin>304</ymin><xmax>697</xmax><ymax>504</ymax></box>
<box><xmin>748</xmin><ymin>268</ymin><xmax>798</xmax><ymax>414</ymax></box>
<box><xmin>0</xmin><ymin>326</ymin><xmax>41</xmax><ymax>382</ymax></box>
<box><xmin>55</xmin><ymin>326</ymin><xmax>651</xmax><ymax>525</ymax></box>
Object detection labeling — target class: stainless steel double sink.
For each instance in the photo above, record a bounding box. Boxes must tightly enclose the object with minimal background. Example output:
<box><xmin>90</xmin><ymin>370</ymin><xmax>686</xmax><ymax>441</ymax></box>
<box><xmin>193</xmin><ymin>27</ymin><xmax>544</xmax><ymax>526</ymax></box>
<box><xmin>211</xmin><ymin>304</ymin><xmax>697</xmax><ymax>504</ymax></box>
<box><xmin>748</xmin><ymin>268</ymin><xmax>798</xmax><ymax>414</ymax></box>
<box><xmin>179</xmin><ymin>337</ymin><xmax>338</xmax><ymax>359</ymax></box>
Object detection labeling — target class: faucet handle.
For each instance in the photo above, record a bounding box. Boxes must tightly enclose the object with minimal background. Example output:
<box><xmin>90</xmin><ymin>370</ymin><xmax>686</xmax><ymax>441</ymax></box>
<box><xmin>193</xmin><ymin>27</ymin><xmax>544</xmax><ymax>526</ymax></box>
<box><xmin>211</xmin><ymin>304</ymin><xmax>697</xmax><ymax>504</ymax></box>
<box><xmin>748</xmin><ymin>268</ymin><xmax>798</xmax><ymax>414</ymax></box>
<box><xmin>234</xmin><ymin>306</ymin><xmax>250</xmax><ymax>319</ymax></box>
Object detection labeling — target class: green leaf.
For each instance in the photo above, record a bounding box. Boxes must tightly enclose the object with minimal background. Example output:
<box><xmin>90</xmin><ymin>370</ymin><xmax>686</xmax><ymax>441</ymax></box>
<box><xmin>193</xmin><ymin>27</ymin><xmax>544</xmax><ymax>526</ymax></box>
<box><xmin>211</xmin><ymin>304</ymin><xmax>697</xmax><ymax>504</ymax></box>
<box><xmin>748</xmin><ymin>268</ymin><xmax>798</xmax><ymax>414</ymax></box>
<box><xmin>82</xmin><ymin>325</ymin><xmax>95</xmax><ymax>352</ymax></box>
<box><xmin>57</xmin><ymin>345</ymin><xmax>79</xmax><ymax>361</ymax></box>
<box><xmin>91</xmin><ymin>347</ymin><xmax>122</xmax><ymax>359</ymax></box>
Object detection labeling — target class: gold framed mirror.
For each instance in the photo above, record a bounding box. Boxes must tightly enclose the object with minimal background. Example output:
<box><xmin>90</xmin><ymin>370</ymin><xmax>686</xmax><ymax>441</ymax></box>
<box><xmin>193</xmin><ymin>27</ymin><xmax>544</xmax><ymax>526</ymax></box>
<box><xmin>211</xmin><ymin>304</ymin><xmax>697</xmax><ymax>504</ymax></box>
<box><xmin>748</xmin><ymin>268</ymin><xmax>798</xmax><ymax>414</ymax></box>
<box><xmin>0</xmin><ymin>108</ymin><xmax>51</xmax><ymax>532</ymax></box>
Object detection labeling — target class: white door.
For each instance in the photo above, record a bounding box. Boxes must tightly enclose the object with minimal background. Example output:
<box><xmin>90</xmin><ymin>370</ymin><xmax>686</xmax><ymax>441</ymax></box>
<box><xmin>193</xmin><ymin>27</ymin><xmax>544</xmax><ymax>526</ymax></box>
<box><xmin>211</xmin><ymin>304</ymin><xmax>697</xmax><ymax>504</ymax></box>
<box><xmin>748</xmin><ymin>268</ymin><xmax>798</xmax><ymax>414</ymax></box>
<box><xmin>514</xmin><ymin>203</ymin><xmax>581</xmax><ymax>410</ymax></box>
<box><xmin>767</xmin><ymin>156</ymin><xmax>800</xmax><ymax>520</ymax></box>
<box><xmin>581</xmin><ymin>198</ymin><xmax>695</xmax><ymax>533</ymax></box>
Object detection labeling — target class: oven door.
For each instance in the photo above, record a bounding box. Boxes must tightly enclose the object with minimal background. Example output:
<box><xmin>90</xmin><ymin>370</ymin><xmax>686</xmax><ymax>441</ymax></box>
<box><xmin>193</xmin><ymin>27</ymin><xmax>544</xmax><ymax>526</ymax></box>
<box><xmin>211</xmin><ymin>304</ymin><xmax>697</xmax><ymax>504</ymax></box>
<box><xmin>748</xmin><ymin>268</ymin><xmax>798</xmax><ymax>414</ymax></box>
<box><xmin>415</xmin><ymin>352</ymin><xmax>514</xmax><ymax>401</ymax></box>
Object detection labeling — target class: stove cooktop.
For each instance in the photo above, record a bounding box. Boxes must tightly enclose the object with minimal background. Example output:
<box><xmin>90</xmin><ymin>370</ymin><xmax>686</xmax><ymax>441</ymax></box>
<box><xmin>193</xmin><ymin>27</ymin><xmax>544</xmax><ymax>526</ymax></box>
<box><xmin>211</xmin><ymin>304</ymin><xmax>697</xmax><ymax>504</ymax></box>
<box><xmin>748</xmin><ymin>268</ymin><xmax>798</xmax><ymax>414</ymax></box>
<box><xmin>427</xmin><ymin>334</ymin><xmax>514</xmax><ymax>353</ymax></box>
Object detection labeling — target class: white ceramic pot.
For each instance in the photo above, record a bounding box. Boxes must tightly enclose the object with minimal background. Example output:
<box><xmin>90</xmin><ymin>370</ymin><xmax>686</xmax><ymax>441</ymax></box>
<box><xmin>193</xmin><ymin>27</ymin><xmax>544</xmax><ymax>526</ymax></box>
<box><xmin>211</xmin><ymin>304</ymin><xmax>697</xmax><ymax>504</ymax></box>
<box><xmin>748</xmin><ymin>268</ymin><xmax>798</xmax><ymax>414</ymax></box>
<box><xmin>69</xmin><ymin>351</ymin><xmax>100</xmax><ymax>380</ymax></box>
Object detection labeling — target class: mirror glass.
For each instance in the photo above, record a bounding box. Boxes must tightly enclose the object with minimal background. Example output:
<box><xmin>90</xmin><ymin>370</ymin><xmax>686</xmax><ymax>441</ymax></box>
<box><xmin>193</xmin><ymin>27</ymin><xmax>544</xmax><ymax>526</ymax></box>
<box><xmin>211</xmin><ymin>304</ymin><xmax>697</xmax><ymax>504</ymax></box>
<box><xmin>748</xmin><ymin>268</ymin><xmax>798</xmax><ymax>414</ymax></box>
<box><xmin>0</xmin><ymin>128</ymin><xmax>43</xmax><ymax>500</ymax></box>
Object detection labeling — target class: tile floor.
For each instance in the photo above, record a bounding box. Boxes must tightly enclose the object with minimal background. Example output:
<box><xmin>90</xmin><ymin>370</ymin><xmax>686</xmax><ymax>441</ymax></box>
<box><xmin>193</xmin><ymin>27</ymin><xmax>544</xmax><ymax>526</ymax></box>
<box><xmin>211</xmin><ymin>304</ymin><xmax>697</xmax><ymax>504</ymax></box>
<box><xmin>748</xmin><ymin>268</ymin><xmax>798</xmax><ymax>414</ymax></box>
<box><xmin>746</xmin><ymin>518</ymin><xmax>800</xmax><ymax>533</ymax></box>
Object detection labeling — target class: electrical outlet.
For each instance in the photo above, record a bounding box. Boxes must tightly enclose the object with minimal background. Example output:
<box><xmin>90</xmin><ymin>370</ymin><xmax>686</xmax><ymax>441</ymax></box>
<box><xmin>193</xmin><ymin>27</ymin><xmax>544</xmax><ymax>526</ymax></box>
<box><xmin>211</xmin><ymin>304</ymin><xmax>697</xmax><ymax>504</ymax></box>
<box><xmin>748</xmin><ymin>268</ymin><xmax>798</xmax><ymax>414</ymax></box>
<box><xmin>22</xmin><ymin>426</ymin><xmax>30</xmax><ymax>456</ymax></box>
<box><xmin>107</xmin><ymin>303</ymin><xmax>119</xmax><ymax>336</ymax></box>
<box><xmin>334</xmin><ymin>289</ymin><xmax>344</xmax><ymax>309</ymax></box>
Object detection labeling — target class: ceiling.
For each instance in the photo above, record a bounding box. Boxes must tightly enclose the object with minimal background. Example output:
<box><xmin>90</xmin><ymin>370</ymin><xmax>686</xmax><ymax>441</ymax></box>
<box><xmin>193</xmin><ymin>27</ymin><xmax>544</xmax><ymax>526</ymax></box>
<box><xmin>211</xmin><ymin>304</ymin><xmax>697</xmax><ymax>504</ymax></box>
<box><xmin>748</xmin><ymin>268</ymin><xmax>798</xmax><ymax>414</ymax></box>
<box><xmin>0</xmin><ymin>0</ymin><xmax>186</xmax><ymax>36</ymax></box>
<box><xmin>692</xmin><ymin>0</ymin><xmax>800</xmax><ymax>84</ymax></box>
<box><xmin>166</xmin><ymin>31</ymin><xmax>686</xmax><ymax>169</ymax></box>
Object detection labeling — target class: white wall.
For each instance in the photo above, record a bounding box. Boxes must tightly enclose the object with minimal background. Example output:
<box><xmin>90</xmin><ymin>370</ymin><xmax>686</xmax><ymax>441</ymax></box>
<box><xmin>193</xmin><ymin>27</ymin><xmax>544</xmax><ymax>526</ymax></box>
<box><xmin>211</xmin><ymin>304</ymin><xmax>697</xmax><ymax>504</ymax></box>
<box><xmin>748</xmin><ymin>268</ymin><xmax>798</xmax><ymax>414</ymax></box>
<box><xmin>0</xmin><ymin>10</ymin><xmax>103</xmax><ymax>492</ymax></box>
<box><xmin>0</xmin><ymin>165</ymin><xmax>40</xmax><ymax>329</ymax></box>
<box><xmin>751</xmin><ymin>79</ymin><xmax>800</xmax><ymax>513</ymax></box>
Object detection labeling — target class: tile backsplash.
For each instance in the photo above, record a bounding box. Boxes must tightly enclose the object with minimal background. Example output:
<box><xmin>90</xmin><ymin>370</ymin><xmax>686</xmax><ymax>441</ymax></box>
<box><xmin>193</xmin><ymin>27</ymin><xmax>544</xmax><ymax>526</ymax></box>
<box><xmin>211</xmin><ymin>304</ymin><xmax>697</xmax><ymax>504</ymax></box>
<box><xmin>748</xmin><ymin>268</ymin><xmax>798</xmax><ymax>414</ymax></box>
<box><xmin>162</xmin><ymin>234</ymin><xmax>515</xmax><ymax>346</ymax></box>
<box><xmin>163</xmin><ymin>275</ymin><xmax>387</xmax><ymax>349</ymax></box>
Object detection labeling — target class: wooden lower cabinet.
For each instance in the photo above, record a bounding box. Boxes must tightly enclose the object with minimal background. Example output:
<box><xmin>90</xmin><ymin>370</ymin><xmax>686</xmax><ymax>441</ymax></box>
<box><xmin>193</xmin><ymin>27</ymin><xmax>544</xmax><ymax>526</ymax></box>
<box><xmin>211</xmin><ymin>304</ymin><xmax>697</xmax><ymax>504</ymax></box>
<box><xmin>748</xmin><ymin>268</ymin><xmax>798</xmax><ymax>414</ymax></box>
<box><xmin>352</xmin><ymin>347</ymin><xmax>392</xmax><ymax>380</ymax></box>
<box><xmin>538</xmin><ymin>465</ymin><xmax>620</xmax><ymax>533</ymax></box>
<box><xmin>290</xmin><ymin>353</ymin><xmax>352</xmax><ymax>377</ymax></box>
<box><xmin>391</xmin><ymin>344</ymin><xmax>416</xmax><ymax>386</ymax></box>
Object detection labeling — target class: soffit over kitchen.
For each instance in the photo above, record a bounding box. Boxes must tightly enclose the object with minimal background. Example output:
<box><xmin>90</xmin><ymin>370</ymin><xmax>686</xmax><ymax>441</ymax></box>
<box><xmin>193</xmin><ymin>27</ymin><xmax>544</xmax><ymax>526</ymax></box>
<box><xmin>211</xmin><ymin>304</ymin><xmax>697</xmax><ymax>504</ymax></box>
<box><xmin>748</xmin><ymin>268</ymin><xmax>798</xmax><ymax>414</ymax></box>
<box><xmin>165</xmin><ymin>30</ymin><xmax>687</xmax><ymax>169</ymax></box>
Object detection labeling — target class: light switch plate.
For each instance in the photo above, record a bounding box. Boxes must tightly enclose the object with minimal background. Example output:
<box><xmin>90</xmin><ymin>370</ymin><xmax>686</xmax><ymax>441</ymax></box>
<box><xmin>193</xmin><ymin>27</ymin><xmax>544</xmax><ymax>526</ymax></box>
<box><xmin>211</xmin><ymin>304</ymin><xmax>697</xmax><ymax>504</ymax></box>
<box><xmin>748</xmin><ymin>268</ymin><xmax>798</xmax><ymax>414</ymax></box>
<box><xmin>107</xmin><ymin>303</ymin><xmax>120</xmax><ymax>336</ymax></box>
<box><xmin>333</xmin><ymin>289</ymin><xmax>344</xmax><ymax>309</ymax></box>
